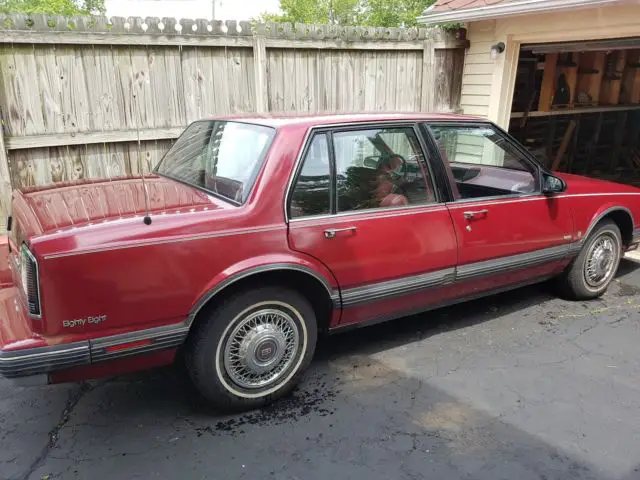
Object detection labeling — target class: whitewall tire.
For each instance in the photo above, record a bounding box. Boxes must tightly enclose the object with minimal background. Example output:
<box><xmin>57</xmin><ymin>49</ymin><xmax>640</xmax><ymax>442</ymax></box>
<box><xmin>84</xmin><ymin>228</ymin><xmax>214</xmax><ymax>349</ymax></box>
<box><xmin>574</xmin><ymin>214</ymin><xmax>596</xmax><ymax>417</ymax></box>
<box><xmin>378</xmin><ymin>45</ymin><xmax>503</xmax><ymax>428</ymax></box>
<box><xmin>186</xmin><ymin>287</ymin><xmax>317</xmax><ymax>411</ymax></box>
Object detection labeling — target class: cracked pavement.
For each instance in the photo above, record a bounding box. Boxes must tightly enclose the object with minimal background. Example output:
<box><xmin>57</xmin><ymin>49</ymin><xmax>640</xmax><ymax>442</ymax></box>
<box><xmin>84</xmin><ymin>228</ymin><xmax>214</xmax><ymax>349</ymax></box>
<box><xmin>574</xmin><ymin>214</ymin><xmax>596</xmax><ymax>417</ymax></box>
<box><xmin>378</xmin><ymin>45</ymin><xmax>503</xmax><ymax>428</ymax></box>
<box><xmin>2</xmin><ymin>260</ymin><xmax>640</xmax><ymax>480</ymax></box>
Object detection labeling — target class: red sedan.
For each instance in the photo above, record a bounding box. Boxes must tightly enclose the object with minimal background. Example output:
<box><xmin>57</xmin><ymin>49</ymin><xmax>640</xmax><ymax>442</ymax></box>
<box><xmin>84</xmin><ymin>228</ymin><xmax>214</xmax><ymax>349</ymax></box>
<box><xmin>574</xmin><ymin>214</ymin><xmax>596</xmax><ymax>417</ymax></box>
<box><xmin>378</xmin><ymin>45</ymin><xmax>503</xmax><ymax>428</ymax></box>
<box><xmin>1</xmin><ymin>113</ymin><xmax>639</xmax><ymax>411</ymax></box>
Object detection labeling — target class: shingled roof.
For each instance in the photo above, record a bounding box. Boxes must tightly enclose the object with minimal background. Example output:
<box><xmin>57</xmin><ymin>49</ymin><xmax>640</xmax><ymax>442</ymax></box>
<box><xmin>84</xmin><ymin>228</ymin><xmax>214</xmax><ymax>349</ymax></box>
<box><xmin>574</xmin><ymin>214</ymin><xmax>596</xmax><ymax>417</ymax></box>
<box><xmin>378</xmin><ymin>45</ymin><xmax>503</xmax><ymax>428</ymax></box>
<box><xmin>419</xmin><ymin>0</ymin><xmax>624</xmax><ymax>23</ymax></box>
<box><xmin>430</xmin><ymin>0</ymin><xmax>515</xmax><ymax>13</ymax></box>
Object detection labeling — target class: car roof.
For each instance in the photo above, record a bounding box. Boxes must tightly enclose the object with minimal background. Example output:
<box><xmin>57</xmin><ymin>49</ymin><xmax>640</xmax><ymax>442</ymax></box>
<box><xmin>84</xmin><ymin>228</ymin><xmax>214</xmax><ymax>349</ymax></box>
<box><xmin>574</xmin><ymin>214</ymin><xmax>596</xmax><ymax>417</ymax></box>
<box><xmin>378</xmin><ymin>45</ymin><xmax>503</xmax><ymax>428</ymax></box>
<box><xmin>202</xmin><ymin>112</ymin><xmax>485</xmax><ymax>129</ymax></box>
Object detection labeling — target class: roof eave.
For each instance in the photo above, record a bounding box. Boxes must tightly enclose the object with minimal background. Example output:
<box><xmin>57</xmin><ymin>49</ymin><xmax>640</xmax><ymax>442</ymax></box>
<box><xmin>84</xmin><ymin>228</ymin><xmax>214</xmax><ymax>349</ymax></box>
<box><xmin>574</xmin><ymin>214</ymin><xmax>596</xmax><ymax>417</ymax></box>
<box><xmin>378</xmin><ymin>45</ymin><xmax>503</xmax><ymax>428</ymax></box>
<box><xmin>417</xmin><ymin>0</ymin><xmax>624</xmax><ymax>24</ymax></box>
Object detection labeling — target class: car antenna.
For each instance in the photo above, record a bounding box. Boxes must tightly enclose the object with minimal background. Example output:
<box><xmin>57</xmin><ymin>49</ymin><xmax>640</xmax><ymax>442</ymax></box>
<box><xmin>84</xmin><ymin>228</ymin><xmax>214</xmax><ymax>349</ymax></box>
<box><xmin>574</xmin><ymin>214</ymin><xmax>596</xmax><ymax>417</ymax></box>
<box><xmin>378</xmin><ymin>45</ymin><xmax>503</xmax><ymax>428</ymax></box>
<box><xmin>134</xmin><ymin>69</ymin><xmax>152</xmax><ymax>226</ymax></box>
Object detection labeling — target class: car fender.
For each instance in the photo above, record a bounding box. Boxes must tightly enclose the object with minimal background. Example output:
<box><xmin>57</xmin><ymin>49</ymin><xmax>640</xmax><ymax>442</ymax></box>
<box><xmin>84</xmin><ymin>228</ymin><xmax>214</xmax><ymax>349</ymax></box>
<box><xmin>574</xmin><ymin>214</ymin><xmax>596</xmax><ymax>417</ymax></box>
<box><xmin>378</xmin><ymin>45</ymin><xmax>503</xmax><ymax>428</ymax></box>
<box><xmin>580</xmin><ymin>204</ymin><xmax>634</xmax><ymax>243</ymax></box>
<box><xmin>186</xmin><ymin>253</ymin><xmax>340</xmax><ymax>327</ymax></box>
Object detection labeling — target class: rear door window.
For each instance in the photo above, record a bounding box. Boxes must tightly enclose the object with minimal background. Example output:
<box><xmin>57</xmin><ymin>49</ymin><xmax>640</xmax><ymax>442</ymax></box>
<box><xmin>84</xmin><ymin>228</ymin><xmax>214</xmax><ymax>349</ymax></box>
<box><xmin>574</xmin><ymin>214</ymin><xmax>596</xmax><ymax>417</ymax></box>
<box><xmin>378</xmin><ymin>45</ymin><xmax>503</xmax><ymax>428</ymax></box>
<box><xmin>332</xmin><ymin>127</ymin><xmax>436</xmax><ymax>212</ymax></box>
<box><xmin>289</xmin><ymin>134</ymin><xmax>332</xmax><ymax>218</ymax></box>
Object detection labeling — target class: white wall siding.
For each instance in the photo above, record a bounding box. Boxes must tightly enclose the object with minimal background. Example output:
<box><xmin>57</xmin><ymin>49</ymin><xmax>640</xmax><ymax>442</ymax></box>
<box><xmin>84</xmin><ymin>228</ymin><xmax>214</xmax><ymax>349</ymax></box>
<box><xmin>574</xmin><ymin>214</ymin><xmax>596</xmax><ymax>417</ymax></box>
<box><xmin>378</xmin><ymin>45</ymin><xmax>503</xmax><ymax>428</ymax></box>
<box><xmin>459</xmin><ymin>21</ymin><xmax>496</xmax><ymax>119</ymax></box>
<box><xmin>459</xmin><ymin>4</ymin><xmax>640</xmax><ymax>128</ymax></box>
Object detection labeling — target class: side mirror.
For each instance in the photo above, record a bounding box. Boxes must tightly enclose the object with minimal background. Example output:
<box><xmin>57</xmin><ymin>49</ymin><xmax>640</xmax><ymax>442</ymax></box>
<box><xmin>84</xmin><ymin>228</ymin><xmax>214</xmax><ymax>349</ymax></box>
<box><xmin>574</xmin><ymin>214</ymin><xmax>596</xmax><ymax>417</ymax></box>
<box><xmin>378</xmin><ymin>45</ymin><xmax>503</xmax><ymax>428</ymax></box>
<box><xmin>542</xmin><ymin>174</ymin><xmax>566</xmax><ymax>194</ymax></box>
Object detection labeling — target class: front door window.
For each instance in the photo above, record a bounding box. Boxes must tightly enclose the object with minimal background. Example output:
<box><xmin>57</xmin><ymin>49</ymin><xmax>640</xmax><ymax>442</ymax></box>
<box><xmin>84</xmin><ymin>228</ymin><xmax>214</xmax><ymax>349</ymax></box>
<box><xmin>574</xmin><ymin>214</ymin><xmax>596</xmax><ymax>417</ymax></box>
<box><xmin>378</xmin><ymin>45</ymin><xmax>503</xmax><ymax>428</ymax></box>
<box><xmin>429</xmin><ymin>124</ymin><xmax>539</xmax><ymax>200</ymax></box>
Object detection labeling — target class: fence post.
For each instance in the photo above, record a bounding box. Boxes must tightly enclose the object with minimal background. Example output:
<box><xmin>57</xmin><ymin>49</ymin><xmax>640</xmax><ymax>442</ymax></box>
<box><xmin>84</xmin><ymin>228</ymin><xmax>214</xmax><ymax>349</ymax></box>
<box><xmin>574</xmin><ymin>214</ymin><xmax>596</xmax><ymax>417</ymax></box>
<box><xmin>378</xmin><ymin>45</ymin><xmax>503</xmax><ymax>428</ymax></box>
<box><xmin>253</xmin><ymin>36</ymin><xmax>268</xmax><ymax>113</ymax></box>
<box><xmin>0</xmin><ymin>121</ymin><xmax>11</xmax><ymax>235</ymax></box>
<box><xmin>423</xmin><ymin>29</ymin><xmax>469</xmax><ymax>113</ymax></box>
<box><xmin>421</xmin><ymin>39</ymin><xmax>435</xmax><ymax>112</ymax></box>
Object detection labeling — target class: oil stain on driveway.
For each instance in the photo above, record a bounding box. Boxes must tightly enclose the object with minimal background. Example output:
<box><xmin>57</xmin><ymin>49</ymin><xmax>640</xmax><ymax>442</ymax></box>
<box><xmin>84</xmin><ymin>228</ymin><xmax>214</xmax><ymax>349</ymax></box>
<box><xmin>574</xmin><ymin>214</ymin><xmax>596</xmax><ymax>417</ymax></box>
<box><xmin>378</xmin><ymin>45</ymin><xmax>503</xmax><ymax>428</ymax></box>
<box><xmin>2</xmin><ymin>260</ymin><xmax>640</xmax><ymax>480</ymax></box>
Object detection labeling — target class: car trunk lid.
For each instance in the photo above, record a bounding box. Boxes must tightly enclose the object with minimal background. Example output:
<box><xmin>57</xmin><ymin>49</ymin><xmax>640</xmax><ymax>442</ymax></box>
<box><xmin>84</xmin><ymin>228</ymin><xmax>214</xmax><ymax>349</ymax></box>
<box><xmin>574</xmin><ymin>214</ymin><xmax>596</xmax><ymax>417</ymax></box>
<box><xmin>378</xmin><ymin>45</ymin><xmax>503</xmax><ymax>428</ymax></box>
<box><xmin>12</xmin><ymin>175</ymin><xmax>225</xmax><ymax>237</ymax></box>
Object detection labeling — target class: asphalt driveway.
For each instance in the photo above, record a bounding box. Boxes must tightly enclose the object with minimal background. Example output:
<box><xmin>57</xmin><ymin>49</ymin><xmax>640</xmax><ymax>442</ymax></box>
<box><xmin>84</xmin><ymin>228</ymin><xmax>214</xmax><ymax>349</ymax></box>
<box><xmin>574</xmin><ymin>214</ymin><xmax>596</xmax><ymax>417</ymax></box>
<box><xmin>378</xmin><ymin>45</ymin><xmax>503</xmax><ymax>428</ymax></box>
<box><xmin>2</xmin><ymin>259</ymin><xmax>640</xmax><ymax>480</ymax></box>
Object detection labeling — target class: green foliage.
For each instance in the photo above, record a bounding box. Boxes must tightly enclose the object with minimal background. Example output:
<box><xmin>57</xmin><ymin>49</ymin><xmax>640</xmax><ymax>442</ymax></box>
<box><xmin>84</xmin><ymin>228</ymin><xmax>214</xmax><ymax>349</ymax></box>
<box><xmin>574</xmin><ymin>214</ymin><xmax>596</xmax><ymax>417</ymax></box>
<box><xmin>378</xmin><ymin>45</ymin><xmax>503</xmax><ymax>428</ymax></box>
<box><xmin>260</xmin><ymin>0</ymin><xmax>359</xmax><ymax>25</ymax></box>
<box><xmin>0</xmin><ymin>0</ymin><xmax>105</xmax><ymax>16</ymax></box>
<box><xmin>258</xmin><ymin>0</ymin><xmax>439</xmax><ymax>28</ymax></box>
<box><xmin>362</xmin><ymin>0</ymin><xmax>431</xmax><ymax>28</ymax></box>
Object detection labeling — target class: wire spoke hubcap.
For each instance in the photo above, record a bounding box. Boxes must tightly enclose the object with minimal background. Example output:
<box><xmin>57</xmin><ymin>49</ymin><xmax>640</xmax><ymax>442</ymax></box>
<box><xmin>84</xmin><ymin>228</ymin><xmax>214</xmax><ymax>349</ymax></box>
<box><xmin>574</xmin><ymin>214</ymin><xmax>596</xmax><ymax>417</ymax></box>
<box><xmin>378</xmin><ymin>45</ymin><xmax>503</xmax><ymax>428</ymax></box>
<box><xmin>585</xmin><ymin>234</ymin><xmax>617</xmax><ymax>288</ymax></box>
<box><xmin>223</xmin><ymin>308</ymin><xmax>300</xmax><ymax>390</ymax></box>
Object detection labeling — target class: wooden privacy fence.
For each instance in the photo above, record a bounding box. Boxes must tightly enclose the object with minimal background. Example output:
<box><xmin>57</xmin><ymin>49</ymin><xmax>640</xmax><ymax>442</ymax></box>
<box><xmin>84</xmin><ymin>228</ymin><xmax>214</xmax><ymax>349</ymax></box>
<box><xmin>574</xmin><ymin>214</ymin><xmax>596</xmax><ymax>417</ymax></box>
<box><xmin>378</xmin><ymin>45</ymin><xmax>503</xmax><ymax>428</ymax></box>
<box><xmin>0</xmin><ymin>15</ymin><xmax>468</xmax><ymax>231</ymax></box>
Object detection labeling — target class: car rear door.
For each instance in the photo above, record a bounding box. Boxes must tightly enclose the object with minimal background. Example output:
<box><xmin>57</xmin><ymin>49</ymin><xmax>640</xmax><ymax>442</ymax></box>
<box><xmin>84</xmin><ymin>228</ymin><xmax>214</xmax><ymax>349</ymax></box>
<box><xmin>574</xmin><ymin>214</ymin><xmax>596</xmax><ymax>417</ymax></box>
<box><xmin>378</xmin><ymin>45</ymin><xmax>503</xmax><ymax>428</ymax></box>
<box><xmin>425</xmin><ymin>121</ymin><xmax>575</xmax><ymax>293</ymax></box>
<box><xmin>286</xmin><ymin>123</ymin><xmax>458</xmax><ymax>327</ymax></box>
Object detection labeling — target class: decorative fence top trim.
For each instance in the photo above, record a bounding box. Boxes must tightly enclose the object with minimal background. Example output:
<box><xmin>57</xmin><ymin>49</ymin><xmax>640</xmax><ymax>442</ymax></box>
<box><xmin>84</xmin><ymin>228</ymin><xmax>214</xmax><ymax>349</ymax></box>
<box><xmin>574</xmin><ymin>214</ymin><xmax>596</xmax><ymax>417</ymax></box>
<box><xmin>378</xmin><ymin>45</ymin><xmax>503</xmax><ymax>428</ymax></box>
<box><xmin>0</xmin><ymin>14</ymin><xmax>466</xmax><ymax>43</ymax></box>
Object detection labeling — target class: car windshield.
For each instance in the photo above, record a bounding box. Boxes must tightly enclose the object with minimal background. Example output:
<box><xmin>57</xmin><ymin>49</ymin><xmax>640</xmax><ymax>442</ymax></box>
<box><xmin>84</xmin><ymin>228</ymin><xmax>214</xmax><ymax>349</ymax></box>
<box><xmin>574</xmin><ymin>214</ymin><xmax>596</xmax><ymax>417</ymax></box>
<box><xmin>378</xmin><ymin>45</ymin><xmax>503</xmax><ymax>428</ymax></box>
<box><xmin>155</xmin><ymin>120</ymin><xmax>276</xmax><ymax>204</ymax></box>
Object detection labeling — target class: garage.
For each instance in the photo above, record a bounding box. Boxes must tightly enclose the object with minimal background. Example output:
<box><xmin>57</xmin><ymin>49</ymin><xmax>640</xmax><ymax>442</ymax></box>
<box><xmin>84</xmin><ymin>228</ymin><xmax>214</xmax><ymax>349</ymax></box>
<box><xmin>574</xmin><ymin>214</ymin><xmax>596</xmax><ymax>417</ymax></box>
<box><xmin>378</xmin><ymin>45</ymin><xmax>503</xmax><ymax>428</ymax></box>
<box><xmin>418</xmin><ymin>0</ymin><xmax>640</xmax><ymax>185</ymax></box>
<box><xmin>508</xmin><ymin>39</ymin><xmax>640</xmax><ymax>185</ymax></box>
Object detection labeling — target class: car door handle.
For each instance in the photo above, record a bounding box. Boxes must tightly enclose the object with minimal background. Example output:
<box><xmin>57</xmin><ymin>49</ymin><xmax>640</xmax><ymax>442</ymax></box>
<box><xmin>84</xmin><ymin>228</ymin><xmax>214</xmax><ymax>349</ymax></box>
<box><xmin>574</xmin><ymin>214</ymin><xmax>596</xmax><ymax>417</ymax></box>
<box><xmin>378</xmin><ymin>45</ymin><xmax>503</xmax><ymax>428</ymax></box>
<box><xmin>463</xmin><ymin>209</ymin><xmax>489</xmax><ymax>220</ymax></box>
<box><xmin>324</xmin><ymin>227</ymin><xmax>357</xmax><ymax>239</ymax></box>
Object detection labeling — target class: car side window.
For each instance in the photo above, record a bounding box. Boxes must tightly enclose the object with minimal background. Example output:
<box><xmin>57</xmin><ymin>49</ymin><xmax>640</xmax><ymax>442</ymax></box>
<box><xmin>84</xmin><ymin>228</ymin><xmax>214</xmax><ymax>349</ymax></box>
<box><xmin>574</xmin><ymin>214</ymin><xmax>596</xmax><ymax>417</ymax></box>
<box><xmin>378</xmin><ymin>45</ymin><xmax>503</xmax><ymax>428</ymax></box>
<box><xmin>289</xmin><ymin>134</ymin><xmax>331</xmax><ymax>219</ymax></box>
<box><xmin>332</xmin><ymin>127</ymin><xmax>436</xmax><ymax>213</ymax></box>
<box><xmin>429</xmin><ymin>124</ymin><xmax>539</xmax><ymax>201</ymax></box>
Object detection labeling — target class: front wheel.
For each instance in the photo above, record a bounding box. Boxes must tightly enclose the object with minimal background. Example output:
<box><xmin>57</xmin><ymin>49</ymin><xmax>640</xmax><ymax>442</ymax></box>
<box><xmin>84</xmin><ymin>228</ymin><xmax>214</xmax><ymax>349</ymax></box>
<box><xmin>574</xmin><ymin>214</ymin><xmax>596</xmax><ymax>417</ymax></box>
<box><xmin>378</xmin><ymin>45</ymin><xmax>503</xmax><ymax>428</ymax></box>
<box><xmin>186</xmin><ymin>287</ymin><xmax>317</xmax><ymax>412</ymax></box>
<box><xmin>556</xmin><ymin>219</ymin><xmax>622</xmax><ymax>300</ymax></box>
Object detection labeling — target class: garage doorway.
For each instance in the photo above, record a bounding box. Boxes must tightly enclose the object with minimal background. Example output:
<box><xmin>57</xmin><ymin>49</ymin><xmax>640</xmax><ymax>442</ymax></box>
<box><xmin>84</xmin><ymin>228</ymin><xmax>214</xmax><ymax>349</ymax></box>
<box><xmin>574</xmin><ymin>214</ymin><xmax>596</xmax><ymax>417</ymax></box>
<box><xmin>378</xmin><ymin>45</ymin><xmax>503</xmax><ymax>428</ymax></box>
<box><xmin>507</xmin><ymin>38</ymin><xmax>640</xmax><ymax>185</ymax></box>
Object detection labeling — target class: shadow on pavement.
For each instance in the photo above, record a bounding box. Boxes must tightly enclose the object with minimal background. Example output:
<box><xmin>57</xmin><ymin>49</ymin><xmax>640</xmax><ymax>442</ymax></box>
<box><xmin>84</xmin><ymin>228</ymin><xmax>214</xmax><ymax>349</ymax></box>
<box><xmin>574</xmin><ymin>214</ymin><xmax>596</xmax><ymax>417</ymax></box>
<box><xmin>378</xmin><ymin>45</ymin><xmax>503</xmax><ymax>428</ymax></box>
<box><xmin>318</xmin><ymin>283</ymin><xmax>557</xmax><ymax>360</ymax></box>
<box><xmin>33</xmin><ymin>344</ymin><xmax>632</xmax><ymax>480</ymax></box>
<box><xmin>617</xmin><ymin>257</ymin><xmax>640</xmax><ymax>277</ymax></box>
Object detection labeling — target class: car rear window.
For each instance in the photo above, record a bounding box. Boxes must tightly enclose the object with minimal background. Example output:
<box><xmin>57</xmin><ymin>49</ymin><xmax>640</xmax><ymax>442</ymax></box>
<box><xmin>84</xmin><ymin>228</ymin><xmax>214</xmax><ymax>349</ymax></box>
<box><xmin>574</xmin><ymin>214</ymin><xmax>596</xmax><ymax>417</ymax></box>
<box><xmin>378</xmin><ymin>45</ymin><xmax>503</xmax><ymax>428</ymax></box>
<box><xmin>155</xmin><ymin>120</ymin><xmax>276</xmax><ymax>204</ymax></box>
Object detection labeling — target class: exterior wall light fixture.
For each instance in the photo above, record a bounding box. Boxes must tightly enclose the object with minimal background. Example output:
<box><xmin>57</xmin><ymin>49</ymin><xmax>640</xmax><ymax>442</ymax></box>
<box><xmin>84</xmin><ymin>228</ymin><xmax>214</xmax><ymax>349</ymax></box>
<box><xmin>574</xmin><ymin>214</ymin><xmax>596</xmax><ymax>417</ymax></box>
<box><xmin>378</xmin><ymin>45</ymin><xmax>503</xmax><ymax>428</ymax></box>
<box><xmin>490</xmin><ymin>42</ymin><xmax>506</xmax><ymax>60</ymax></box>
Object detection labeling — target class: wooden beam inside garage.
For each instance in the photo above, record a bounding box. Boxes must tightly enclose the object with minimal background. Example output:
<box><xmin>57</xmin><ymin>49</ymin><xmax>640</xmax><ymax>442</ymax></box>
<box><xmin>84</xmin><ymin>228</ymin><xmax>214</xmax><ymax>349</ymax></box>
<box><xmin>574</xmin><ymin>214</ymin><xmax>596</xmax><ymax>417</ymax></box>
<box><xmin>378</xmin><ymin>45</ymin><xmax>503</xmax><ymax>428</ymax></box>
<box><xmin>537</xmin><ymin>53</ymin><xmax>558</xmax><ymax>112</ymax></box>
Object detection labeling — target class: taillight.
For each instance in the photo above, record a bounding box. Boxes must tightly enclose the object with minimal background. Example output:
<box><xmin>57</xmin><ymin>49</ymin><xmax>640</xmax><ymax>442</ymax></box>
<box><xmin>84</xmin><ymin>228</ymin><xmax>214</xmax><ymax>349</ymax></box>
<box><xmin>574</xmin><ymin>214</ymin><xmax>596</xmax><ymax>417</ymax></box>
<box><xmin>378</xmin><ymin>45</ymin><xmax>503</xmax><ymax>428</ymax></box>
<box><xmin>20</xmin><ymin>244</ymin><xmax>41</xmax><ymax>317</ymax></box>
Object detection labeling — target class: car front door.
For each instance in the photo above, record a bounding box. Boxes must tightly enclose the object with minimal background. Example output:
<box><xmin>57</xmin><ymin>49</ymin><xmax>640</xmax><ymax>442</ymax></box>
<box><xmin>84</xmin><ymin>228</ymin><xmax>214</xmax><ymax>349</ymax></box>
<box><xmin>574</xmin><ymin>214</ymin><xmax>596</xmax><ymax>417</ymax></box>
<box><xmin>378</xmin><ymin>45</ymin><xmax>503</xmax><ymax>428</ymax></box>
<box><xmin>426</xmin><ymin>122</ymin><xmax>575</xmax><ymax>293</ymax></box>
<box><xmin>287</xmin><ymin>123</ymin><xmax>458</xmax><ymax>327</ymax></box>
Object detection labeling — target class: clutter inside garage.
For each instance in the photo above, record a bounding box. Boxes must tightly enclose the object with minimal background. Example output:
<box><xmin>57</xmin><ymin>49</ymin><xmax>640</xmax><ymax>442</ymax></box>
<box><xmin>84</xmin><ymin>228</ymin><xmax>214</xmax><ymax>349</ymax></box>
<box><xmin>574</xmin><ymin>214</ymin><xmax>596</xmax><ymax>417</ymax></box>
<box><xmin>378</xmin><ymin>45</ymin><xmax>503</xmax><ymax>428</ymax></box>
<box><xmin>508</xmin><ymin>40</ymin><xmax>640</xmax><ymax>186</ymax></box>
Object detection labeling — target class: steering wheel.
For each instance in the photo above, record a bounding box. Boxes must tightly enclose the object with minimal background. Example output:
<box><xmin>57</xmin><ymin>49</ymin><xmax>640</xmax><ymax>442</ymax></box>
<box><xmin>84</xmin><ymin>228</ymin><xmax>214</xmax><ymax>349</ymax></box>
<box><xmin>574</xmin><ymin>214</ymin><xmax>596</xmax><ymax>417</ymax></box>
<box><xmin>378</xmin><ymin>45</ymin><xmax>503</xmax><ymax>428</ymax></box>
<box><xmin>363</xmin><ymin>155</ymin><xmax>382</xmax><ymax>169</ymax></box>
<box><xmin>383</xmin><ymin>154</ymin><xmax>408</xmax><ymax>183</ymax></box>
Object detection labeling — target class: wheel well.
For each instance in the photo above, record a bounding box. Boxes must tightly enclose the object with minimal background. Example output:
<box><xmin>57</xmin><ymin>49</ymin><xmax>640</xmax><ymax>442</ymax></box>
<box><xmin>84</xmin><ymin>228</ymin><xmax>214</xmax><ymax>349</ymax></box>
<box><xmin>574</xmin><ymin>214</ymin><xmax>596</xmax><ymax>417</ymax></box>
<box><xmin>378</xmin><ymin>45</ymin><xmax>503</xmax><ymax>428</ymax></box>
<box><xmin>602</xmin><ymin>210</ymin><xmax>634</xmax><ymax>246</ymax></box>
<box><xmin>188</xmin><ymin>270</ymin><xmax>336</xmax><ymax>337</ymax></box>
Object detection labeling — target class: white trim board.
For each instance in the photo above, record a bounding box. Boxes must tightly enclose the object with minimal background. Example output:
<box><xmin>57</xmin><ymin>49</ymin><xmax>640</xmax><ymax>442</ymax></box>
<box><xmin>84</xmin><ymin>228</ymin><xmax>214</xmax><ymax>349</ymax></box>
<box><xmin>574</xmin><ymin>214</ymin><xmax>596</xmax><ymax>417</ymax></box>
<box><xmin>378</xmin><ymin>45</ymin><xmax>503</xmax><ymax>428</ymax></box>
<box><xmin>418</xmin><ymin>0</ymin><xmax>627</xmax><ymax>25</ymax></box>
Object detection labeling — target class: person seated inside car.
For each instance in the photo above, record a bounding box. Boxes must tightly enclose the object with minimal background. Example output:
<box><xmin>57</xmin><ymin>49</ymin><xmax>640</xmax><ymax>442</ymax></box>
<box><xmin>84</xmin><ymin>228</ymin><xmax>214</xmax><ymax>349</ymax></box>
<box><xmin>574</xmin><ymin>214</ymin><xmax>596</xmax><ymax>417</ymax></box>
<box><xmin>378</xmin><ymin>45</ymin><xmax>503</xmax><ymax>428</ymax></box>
<box><xmin>374</xmin><ymin>154</ymin><xmax>409</xmax><ymax>207</ymax></box>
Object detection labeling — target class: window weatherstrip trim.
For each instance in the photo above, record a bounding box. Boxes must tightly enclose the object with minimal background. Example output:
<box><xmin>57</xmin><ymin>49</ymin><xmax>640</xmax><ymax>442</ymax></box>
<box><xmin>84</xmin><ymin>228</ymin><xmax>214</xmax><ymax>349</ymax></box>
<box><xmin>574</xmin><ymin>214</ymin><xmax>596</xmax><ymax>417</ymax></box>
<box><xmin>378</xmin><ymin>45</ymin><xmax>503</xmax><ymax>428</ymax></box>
<box><xmin>284</xmin><ymin>120</ymin><xmax>445</xmax><ymax>223</ymax></box>
<box><xmin>408</xmin><ymin>123</ymin><xmax>443</xmax><ymax>203</ymax></box>
<box><xmin>327</xmin><ymin>131</ymin><xmax>337</xmax><ymax>215</ymax></box>
<box><xmin>288</xmin><ymin>204</ymin><xmax>449</xmax><ymax>225</ymax></box>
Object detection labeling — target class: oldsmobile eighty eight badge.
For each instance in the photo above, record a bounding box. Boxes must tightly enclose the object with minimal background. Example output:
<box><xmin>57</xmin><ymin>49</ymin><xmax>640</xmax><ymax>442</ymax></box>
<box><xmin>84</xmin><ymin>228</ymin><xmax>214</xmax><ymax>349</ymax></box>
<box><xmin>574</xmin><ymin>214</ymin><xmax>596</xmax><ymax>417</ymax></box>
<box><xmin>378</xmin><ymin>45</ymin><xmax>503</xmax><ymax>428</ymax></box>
<box><xmin>63</xmin><ymin>315</ymin><xmax>107</xmax><ymax>328</ymax></box>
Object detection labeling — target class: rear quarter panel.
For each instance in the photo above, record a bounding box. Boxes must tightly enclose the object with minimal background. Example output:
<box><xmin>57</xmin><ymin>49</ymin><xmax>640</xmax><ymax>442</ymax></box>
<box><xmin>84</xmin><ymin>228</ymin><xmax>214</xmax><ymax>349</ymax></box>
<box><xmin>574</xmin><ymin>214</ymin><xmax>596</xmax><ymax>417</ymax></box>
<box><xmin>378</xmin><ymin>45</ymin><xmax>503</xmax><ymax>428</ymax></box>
<box><xmin>36</xmin><ymin>224</ymin><xmax>293</xmax><ymax>338</ymax></box>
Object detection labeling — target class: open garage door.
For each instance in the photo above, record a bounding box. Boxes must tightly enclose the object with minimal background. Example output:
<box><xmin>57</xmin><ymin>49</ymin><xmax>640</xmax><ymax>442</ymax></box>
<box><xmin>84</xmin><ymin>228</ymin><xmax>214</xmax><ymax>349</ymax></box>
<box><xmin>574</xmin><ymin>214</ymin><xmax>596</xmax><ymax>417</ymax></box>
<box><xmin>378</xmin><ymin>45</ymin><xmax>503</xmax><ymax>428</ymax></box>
<box><xmin>507</xmin><ymin>37</ymin><xmax>640</xmax><ymax>185</ymax></box>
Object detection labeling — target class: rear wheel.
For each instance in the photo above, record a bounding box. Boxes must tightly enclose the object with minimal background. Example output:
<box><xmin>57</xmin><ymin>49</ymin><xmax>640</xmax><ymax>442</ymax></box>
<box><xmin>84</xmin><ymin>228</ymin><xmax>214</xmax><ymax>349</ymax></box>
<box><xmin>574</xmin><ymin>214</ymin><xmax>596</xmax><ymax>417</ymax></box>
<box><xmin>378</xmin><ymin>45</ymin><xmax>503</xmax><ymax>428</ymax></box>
<box><xmin>186</xmin><ymin>287</ymin><xmax>317</xmax><ymax>412</ymax></box>
<box><xmin>556</xmin><ymin>219</ymin><xmax>622</xmax><ymax>300</ymax></box>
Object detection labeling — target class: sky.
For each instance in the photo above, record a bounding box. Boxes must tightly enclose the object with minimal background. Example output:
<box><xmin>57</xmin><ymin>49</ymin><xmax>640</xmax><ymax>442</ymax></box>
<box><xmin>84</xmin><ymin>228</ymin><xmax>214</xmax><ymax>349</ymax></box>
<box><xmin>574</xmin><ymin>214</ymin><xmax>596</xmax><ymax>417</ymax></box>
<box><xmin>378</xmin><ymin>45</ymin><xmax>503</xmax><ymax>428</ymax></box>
<box><xmin>105</xmin><ymin>0</ymin><xmax>281</xmax><ymax>21</ymax></box>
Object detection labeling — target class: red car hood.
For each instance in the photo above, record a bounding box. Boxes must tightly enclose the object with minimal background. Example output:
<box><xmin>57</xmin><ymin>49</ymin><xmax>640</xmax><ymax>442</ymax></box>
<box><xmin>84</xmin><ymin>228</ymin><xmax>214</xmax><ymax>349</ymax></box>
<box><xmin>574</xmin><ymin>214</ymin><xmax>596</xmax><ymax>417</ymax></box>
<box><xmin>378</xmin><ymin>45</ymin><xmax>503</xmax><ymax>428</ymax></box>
<box><xmin>557</xmin><ymin>172</ymin><xmax>640</xmax><ymax>195</ymax></box>
<box><xmin>16</xmin><ymin>175</ymin><xmax>224</xmax><ymax>235</ymax></box>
